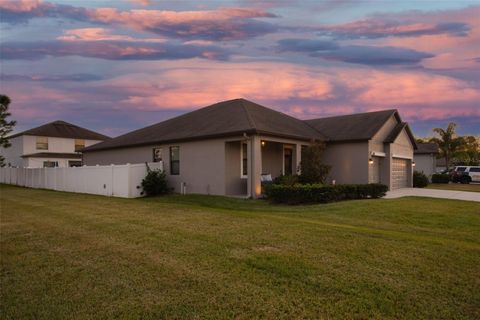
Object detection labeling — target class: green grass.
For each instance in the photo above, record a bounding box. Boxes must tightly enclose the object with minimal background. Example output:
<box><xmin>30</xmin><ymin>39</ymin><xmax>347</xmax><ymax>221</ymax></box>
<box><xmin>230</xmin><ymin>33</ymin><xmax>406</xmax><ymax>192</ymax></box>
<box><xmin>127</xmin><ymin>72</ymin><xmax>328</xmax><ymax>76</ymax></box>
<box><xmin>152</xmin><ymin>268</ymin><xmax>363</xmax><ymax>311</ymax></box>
<box><xmin>1</xmin><ymin>184</ymin><xmax>479</xmax><ymax>319</ymax></box>
<box><xmin>427</xmin><ymin>183</ymin><xmax>480</xmax><ymax>193</ymax></box>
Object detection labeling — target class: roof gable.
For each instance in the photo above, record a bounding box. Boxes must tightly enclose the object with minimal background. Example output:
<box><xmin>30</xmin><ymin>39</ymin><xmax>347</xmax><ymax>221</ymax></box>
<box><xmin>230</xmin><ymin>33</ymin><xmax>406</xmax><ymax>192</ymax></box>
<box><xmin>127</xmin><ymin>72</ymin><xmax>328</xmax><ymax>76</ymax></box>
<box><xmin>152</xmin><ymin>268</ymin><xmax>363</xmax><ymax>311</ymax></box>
<box><xmin>305</xmin><ymin>109</ymin><xmax>398</xmax><ymax>142</ymax></box>
<box><xmin>10</xmin><ymin>120</ymin><xmax>110</xmax><ymax>141</ymax></box>
<box><xmin>384</xmin><ymin>122</ymin><xmax>417</xmax><ymax>149</ymax></box>
<box><xmin>84</xmin><ymin>99</ymin><xmax>325</xmax><ymax>152</ymax></box>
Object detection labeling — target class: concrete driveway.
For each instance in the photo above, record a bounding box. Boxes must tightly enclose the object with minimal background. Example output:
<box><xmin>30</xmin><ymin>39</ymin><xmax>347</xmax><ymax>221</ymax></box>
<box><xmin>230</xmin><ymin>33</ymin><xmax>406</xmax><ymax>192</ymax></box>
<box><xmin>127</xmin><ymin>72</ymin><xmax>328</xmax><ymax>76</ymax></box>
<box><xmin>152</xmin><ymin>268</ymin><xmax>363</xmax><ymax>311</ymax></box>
<box><xmin>385</xmin><ymin>188</ymin><xmax>480</xmax><ymax>202</ymax></box>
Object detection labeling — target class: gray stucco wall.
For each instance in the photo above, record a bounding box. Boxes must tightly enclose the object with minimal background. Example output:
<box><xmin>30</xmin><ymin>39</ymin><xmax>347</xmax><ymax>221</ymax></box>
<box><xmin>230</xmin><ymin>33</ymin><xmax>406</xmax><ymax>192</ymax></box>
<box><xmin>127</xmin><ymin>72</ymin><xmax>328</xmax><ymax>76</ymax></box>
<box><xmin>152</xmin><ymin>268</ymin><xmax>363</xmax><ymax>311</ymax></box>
<box><xmin>414</xmin><ymin>154</ymin><xmax>436</xmax><ymax>178</ymax></box>
<box><xmin>322</xmin><ymin>141</ymin><xmax>369</xmax><ymax>184</ymax></box>
<box><xmin>225</xmin><ymin>141</ymin><xmax>247</xmax><ymax>195</ymax></box>
<box><xmin>370</xmin><ymin>115</ymin><xmax>397</xmax><ymax>153</ymax></box>
<box><xmin>83</xmin><ymin>138</ymin><xmax>227</xmax><ymax>195</ymax></box>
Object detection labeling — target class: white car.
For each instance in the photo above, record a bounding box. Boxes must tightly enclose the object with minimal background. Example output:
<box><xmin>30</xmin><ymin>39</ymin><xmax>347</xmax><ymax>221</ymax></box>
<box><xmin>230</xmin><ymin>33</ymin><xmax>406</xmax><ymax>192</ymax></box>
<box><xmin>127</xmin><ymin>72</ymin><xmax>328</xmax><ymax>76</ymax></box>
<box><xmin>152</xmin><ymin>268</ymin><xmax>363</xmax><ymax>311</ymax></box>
<box><xmin>451</xmin><ymin>166</ymin><xmax>480</xmax><ymax>183</ymax></box>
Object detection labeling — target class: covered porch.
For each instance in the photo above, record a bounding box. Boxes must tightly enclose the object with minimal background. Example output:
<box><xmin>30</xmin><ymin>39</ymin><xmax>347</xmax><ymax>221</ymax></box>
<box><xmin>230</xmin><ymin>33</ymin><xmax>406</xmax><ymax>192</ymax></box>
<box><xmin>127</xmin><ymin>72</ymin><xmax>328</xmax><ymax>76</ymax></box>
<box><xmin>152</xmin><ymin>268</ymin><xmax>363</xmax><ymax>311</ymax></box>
<box><xmin>225</xmin><ymin>136</ymin><xmax>306</xmax><ymax>198</ymax></box>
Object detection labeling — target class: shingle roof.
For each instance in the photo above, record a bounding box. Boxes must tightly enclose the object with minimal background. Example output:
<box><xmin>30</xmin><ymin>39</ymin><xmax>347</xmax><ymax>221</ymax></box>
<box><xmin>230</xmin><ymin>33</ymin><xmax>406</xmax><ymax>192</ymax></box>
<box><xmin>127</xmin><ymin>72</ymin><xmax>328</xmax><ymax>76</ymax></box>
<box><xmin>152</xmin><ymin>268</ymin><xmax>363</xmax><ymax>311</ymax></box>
<box><xmin>415</xmin><ymin>142</ymin><xmax>438</xmax><ymax>154</ymax></box>
<box><xmin>83</xmin><ymin>99</ymin><xmax>325</xmax><ymax>152</ymax></box>
<box><xmin>10</xmin><ymin>120</ymin><xmax>110</xmax><ymax>140</ymax></box>
<box><xmin>305</xmin><ymin>109</ymin><xmax>398</xmax><ymax>142</ymax></box>
<box><xmin>21</xmin><ymin>152</ymin><xmax>82</xmax><ymax>159</ymax></box>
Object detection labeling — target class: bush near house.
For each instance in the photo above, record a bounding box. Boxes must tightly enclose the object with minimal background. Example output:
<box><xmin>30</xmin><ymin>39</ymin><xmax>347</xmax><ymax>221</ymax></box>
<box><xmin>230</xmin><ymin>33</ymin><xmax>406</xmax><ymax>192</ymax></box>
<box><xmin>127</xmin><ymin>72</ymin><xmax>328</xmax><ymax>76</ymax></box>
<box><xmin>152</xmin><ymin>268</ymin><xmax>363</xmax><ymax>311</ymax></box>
<box><xmin>264</xmin><ymin>183</ymin><xmax>388</xmax><ymax>205</ymax></box>
<box><xmin>299</xmin><ymin>141</ymin><xmax>331</xmax><ymax>184</ymax></box>
<box><xmin>413</xmin><ymin>171</ymin><xmax>429</xmax><ymax>188</ymax></box>
<box><xmin>431</xmin><ymin>173</ymin><xmax>451</xmax><ymax>184</ymax></box>
<box><xmin>273</xmin><ymin>174</ymin><xmax>300</xmax><ymax>186</ymax></box>
<box><xmin>141</xmin><ymin>166</ymin><xmax>170</xmax><ymax>196</ymax></box>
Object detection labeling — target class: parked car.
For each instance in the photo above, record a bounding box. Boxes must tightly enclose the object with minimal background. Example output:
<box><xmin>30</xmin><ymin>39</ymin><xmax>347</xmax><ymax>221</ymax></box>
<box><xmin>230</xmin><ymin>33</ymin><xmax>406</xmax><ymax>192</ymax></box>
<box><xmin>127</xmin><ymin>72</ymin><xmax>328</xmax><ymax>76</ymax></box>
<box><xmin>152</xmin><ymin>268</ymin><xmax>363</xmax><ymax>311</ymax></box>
<box><xmin>450</xmin><ymin>166</ymin><xmax>480</xmax><ymax>184</ymax></box>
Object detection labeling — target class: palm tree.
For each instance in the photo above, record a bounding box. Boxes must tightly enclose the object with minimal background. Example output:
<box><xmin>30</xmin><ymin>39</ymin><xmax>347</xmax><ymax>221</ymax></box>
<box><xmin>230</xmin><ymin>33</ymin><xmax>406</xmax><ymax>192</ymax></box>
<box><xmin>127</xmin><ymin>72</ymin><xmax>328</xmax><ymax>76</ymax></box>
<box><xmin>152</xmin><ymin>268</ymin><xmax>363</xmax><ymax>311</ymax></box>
<box><xmin>429</xmin><ymin>123</ymin><xmax>463</xmax><ymax>171</ymax></box>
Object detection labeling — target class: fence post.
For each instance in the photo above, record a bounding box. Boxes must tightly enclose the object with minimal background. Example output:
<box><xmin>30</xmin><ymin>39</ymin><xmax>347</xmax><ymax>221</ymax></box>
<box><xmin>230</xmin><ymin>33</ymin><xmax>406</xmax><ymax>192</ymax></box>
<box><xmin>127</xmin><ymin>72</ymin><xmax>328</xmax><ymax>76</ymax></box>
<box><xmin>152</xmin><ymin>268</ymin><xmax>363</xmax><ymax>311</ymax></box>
<box><xmin>111</xmin><ymin>164</ymin><xmax>114</xmax><ymax>196</ymax></box>
<box><xmin>126</xmin><ymin>163</ymin><xmax>131</xmax><ymax>198</ymax></box>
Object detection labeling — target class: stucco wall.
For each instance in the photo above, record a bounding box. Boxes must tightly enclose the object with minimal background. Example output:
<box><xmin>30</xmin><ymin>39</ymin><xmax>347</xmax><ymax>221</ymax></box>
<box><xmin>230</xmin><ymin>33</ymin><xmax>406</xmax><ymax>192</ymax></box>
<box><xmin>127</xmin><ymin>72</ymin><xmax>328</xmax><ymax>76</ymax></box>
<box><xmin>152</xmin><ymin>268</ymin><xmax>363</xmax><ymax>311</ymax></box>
<box><xmin>84</xmin><ymin>138</ymin><xmax>227</xmax><ymax>195</ymax></box>
<box><xmin>322</xmin><ymin>142</ymin><xmax>369</xmax><ymax>184</ymax></box>
<box><xmin>391</xmin><ymin>129</ymin><xmax>414</xmax><ymax>158</ymax></box>
<box><xmin>225</xmin><ymin>141</ymin><xmax>247</xmax><ymax>195</ymax></box>
<box><xmin>414</xmin><ymin>154</ymin><xmax>436</xmax><ymax>178</ymax></box>
<box><xmin>370</xmin><ymin>115</ymin><xmax>397</xmax><ymax>153</ymax></box>
<box><xmin>83</xmin><ymin>145</ymin><xmax>154</xmax><ymax>166</ymax></box>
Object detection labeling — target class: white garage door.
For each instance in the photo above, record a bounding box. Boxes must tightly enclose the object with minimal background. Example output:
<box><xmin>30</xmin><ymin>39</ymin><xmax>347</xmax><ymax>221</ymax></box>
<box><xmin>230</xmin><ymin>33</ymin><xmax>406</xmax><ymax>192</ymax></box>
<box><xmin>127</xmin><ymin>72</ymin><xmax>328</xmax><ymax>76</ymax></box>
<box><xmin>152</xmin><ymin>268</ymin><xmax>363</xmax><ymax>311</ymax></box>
<box><xmin>392</xmin><ymin>158</ymin><xmax>408</xmax><ymax>189</ymax></box>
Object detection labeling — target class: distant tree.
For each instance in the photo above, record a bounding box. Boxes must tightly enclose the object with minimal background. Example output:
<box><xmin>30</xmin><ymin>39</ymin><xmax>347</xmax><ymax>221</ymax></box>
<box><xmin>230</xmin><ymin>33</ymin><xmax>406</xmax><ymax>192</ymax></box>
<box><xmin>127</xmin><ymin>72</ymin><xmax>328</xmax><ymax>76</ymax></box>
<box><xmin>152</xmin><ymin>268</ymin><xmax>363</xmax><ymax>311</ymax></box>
<box><xmin>416</xmin><ymin>138</ymin><xmax>429</xmax><ymax>143</ymax></box>
<box><xmin>299</xmin><ymin>141</ymin><xmax>331</xmax><ymax>184</ymax></box>
<box><xmin>0</xmin><ymin>95</ymin><xmax>16</xmax><ymax>167</ymax></box>
<box><xmin>454</xmin><ymin>136</ymin><xmax>480</xmax><ymax>165</ymax></box>
<box><xmin>429</xmin><ymin>123</ymin><xmax>463</xmax><ymax>171</ymax></box>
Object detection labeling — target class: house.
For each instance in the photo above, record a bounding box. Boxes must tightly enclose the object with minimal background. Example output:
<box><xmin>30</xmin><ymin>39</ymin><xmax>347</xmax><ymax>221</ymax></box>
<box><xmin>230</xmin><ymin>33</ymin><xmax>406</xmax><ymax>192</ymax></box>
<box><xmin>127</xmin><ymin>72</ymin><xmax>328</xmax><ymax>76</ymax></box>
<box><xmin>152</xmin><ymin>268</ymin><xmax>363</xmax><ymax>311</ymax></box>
<box><xmin>1</xmin><ymin>120</ymin><xmax>109</xmax><ymax>168</ymax></box>
<box><xmin>414</xmin><ymin>142</ymin><xmax>439</xmax><ymax>178</ymax></box>
<box><xmin>83</xmin><ymin>99</ymin><xmax>417</xmax><ymax>197</ymax></box>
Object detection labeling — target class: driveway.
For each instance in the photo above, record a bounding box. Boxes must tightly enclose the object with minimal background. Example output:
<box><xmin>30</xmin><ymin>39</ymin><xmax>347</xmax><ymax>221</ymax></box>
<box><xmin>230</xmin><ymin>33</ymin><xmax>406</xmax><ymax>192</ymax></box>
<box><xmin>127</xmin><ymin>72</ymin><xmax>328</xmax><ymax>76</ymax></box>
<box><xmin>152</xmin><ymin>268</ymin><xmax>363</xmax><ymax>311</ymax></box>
<box><xmin>385</xmin><ymin>188</ymin><xmax>480</xmax><ymax>202</ymax></box>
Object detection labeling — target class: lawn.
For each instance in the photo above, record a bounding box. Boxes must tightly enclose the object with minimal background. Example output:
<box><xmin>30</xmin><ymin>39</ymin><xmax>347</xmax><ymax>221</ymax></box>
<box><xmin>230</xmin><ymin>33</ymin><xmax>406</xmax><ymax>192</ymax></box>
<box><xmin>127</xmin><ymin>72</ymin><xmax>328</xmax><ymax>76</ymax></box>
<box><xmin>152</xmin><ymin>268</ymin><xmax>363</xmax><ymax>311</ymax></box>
<box><xmin>427</xmin><ymin>183</ymin><xmax>480</xmax><ymax>193</ymax></box>
<box><xmin>1</xmin><ymin>185</ymin><xmax>479</xmax><ymax>319</ymax></box>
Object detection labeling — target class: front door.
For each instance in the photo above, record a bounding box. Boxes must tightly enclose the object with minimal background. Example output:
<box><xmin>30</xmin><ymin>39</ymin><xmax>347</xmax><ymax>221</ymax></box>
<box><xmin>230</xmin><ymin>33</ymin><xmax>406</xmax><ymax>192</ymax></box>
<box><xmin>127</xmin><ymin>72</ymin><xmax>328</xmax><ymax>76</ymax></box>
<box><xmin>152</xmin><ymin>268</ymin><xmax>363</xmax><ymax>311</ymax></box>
<box><xmin>284</xmin><ymin>148</ymin><xmax>293</xmax><ymax>175</ymax></box>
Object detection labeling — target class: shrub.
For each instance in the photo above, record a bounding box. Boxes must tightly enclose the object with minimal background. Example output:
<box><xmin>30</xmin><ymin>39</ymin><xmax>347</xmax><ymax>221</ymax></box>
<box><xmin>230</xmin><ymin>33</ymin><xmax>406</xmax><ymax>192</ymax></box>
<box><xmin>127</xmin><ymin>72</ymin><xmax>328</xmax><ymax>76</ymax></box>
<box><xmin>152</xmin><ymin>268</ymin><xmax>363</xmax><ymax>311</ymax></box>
<box><xmin>264</xmin><ymin>183</ymin><xmax>388</xmax><ymax>205</ymax></box>
<box><xmin>299</xmin><ymin>141</ymin><xmax>331</xmax><ymax>184</ymax></box>
<box><xmin>273</xmin><ymin>174</ymin><xmax>300</xmax><ymax>186</ymax></box>
<box><xmin>141</xmin><ymin>165</ymin><xmax>169</xmax><ymax>196</ymax></box>
<box><xmin>431</xmin><ymin>173</ymin><xmax>450</xmax><ymax>184</ymax></box>
<box><xmin>413</xmin><ymin>171</ymin><xmax>429</xmax><ymax>188</ymax></box>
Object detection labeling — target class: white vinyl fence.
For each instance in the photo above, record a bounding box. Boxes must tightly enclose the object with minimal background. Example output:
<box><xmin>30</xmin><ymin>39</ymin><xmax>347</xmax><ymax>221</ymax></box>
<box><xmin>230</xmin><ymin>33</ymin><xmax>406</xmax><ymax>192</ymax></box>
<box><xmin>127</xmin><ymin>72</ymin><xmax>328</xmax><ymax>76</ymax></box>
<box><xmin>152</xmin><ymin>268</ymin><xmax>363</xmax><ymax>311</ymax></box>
<box><xmin>0</xmin><ymin>162</ymin><xmax>163</xmax><ymax>198</ymax></box>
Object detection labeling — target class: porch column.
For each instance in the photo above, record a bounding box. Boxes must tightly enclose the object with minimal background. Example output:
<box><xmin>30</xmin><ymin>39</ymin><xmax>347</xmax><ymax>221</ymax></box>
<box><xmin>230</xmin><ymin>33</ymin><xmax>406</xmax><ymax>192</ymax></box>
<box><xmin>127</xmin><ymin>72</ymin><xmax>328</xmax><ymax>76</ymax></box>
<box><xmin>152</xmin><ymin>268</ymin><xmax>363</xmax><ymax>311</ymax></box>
<box><xmin>248</xmin><ymin>135</ymin><xmax>262</xmax><ymax>198</ymax></box>
<box><xmin>294</xmin><ymin>143</ymin><xmax>302</xmax><ymax>174</ymax></box>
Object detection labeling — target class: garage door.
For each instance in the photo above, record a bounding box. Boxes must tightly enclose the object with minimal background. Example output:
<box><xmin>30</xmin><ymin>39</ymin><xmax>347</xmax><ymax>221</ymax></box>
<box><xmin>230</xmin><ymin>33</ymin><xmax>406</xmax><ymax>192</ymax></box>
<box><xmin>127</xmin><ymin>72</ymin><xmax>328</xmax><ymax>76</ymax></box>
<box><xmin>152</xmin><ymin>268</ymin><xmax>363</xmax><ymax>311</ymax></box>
<box><xmin>392</xmin><ymin>158</ymin><xmax>408</xmax><ymax>189</ymax></box>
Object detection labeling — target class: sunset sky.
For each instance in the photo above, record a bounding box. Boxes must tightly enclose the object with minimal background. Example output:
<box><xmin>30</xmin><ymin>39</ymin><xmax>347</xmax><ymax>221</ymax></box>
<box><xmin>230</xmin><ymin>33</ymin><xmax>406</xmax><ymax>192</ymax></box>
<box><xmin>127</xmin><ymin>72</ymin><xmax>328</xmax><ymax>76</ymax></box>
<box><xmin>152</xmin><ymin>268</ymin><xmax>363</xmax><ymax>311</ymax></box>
<box><xmin>1</xmin><ymin>0</ymin><xmax>479</xmax><ymax>138</ymax></box>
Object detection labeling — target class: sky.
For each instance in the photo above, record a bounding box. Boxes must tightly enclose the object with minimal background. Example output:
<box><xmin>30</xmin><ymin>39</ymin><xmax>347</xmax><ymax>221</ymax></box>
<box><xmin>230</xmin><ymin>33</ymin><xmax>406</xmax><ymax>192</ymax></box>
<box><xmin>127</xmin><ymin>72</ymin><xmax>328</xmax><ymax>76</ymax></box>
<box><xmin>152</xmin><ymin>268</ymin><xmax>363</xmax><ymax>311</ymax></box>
<box><xmin>1</xmin><ymin>0</ymin><xmax>479</xmax><ymax>138</ymax></box>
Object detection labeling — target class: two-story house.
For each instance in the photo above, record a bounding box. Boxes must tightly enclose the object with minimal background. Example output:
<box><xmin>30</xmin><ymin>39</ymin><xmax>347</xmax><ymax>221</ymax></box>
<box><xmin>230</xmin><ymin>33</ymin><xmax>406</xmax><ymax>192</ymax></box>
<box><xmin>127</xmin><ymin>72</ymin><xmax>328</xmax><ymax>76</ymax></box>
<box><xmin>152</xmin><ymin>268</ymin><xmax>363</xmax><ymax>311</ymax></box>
<box><xmin>1</xmin><ymin>120</ymin><xmax>110</xmax><ymax>168</ymax></box>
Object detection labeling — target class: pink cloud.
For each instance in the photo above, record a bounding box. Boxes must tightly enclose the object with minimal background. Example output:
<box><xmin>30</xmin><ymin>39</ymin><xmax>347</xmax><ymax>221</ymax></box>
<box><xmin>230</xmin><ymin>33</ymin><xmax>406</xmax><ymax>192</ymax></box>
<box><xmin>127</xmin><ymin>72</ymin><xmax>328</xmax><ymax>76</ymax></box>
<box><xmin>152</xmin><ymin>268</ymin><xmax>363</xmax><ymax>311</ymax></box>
<box><xmin>57</xmin><ymin>28</ymin><xmax>166</xmax><ymax>42</ymax></box>
<box><xmin>85</xmin><ymin>7</ymin><xmax>277</xmax><ymax>40</ymax></box>
<box><xmin>0</xmin><ymin>0</ymin><xmax>42</xmax><ymax>12</ymax></box>
<box><xmin>0</xmin><ymin>1</ymin><xmax>278</xmax><ymax>40</ymax></box>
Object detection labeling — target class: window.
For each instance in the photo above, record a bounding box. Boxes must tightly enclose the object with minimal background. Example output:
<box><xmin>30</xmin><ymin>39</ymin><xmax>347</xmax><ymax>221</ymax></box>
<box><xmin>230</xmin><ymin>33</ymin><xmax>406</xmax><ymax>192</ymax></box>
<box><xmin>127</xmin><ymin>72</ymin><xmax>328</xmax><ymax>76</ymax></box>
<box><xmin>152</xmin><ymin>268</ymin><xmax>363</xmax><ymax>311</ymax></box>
<box><xmin>74</xmin><ymin>139</ymin><xmax>85</xmax><ymax>152</ymax></box>
<box><xmin>43</xmin><ymin>161</ymin><xmax>58</xmax><ymax>168</ymax></box>
<box><xmin>36</xmin><ymin>137</ymin><xmax>48</xmax><ymax>150</ymax></box>
<box><xmin>241</xmin><ymin>142</ymin><xmax>248</xmax><ymax>177</ymax></box>
<box><xmin>153</xmin><ymin>147</ymin><xmax>162</xmax><ymax>162</ymax></box>
<box><xmin>170</xmin><ymin>146</ymin><xmax>180</xmax><ymax>175</ymax></box>
<box><xmin>456</xmin><ymin>167</ymin><xmax>467</xmax><ymax>172</ymax></box>
<box><xmin>69</xmin><ymin>161</ymin><xmax>82</xmax><ymax>167</ymax></box>
<box><xmin>469</xmin><ymin>167</ymin><xmax>480</xmax><ymax>172</ymax></box>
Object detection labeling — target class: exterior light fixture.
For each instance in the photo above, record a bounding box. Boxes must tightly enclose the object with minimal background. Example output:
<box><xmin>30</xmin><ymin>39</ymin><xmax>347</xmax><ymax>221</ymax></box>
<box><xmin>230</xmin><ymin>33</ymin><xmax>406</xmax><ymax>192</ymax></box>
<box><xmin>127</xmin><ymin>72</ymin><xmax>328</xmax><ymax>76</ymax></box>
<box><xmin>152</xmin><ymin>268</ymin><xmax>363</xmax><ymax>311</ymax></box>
<box><xmin>368</xmin><ymin>158</ymin><xmax>373</xmax><ymax>165</ymax></box>
<box><xmin>261</xmin><ymin>141</ymin><xmax>266</xmax><ymax>147</ymax></box>
<box><xmin>412</xmin><ymin>161</ymin><xmax>416</xmax><ymax>167</ymax></box>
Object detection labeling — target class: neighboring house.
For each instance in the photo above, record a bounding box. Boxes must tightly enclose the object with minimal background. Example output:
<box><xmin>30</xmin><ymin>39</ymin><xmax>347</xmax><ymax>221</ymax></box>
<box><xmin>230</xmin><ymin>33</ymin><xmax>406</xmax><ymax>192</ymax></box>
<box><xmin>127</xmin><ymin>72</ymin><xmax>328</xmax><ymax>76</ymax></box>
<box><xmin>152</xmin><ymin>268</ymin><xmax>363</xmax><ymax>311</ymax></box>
<box><xmin>436</xmin><ymin>158</ymin><xmax>447</xmax><ymax>172</ymax></box>
<box><xmin>414</xmin><ymin>142</ymin><xmax>439</xmax><ymax>178</ymax></box>
<box><xmin>1</xmin><ymin>121</ymin><xmax>109</xmax><ymax>168</ymax></box>
<box><xmin>83</xmin><ymin>99</ymin><xmax>417</xmax><ymax>197</ymax></box>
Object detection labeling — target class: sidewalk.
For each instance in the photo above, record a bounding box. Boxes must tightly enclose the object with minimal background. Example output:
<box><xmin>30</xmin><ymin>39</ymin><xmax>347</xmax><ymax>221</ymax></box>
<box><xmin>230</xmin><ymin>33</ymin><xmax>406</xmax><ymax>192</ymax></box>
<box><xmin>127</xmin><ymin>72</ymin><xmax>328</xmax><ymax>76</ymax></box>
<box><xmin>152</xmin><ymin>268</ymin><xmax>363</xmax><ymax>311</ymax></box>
<box><xmin>385</xmin><ymin>188</ymin><xmax>480</xmax><ymax>202</ymax></box>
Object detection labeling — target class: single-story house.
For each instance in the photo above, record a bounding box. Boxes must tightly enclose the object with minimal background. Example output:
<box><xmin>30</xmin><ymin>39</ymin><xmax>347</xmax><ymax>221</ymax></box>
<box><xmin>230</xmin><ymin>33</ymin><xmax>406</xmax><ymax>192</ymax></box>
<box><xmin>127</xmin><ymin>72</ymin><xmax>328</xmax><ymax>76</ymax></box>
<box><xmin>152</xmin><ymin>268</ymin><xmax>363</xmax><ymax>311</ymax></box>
<box><xmin>414</xmin><ymin>142</ymin><xmax>439</xmax><ymax>178</ymax></box>
<box><xmin>1</xmin><ymin>121</ymin><xmax>109</xmax><ymax>168</ymax></box>
<box><xmin>83</xmin><ymin>99</ymin><xmax>417</xmax><ymax>197</ymax></box>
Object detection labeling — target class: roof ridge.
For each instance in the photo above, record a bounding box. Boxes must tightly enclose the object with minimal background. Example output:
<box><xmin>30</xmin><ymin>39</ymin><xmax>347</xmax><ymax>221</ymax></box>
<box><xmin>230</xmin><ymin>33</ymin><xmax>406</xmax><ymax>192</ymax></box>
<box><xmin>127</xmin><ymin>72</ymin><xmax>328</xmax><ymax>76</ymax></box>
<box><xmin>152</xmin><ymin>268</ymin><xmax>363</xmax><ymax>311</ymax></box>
<box><xmin>306</xmin><ymin>109</ymin><xmax>397</xmax><ymax>122</ymax></box>
<box><xmin>240</xmin><ymin>99</ymin><xmax>257</xmax><ymax>130</ymax></box>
